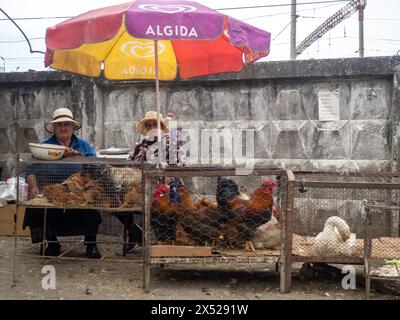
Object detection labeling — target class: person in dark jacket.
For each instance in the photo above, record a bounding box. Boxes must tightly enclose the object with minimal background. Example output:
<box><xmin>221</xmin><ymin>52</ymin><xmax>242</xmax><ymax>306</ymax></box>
<box><xmin>23</xmin><ymin>107</ymin><xmax>102</xmax><ymax>258</ymax></box>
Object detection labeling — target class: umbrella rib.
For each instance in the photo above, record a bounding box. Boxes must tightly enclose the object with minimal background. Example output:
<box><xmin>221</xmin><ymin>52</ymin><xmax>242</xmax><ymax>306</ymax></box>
<box><xmin>101</xmin><ymin>28</ymin><xmax>128</xmax><ymax>70</ymax></box>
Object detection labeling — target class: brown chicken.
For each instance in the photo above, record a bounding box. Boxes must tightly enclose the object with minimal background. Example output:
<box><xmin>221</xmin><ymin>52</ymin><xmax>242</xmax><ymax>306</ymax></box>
<box><xmin>82</xmin><ymin>179</ymin><xmax>111</xmax><ymax>208</ymax></box>
<box><xmin>195</xmin><ymin>196</ymin><xmax>218</xmax><ymax>211</ymax></box>
<box><xmin>61</xmin><ymin>171</ymin><xmax>90</xmax><ymax>194</ymax></box>
<box><xmin>217</xmin><ymin>179</ymin><xmax>276</xmax><ymax>252</ymax></box>
<box><xmin>175</xmin><ymin>185</ymin><xmax>221</xmax><ymax>247</ymax></box>
<box><xmin>120</xmin><ymin>183</ymin><xmax>142</xmax><ymax>209</ymax></box>
<box><xmin>151</xmin><ymin>183</ymin><xmax>176</xmax><ymax>244</ymax></box>
<box><xmin>42</xmin><ymin>184</ymin><xmax>85</xmax><ymax>206</ymax></box>
<box><xmin>152</xmin><ymin>184</ymin><xmax>173</xmax><ymax>214</ymax></box>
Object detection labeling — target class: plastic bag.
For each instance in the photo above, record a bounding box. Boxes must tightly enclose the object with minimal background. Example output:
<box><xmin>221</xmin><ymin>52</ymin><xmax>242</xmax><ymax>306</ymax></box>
<box><xmin>0</xmin><ymin>177</ymin><xmax>28</xmax><ymax>207</ymax></box>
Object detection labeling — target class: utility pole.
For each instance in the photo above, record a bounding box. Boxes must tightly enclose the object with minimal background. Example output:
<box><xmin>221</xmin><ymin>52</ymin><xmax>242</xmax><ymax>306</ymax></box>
<box><xmin>290</xmin><ymin>0</ymin><xmax>297</xmax><ymax>60</ymax></box>
<box><xmin>358</xmin><ymin>2</ymin><xmax>366</xmax><ymax>58</ymax></box>
<box><xmin>296</xmin><ymin>0</ymin><xmax>367</xmax><ymax>57</ymax></box>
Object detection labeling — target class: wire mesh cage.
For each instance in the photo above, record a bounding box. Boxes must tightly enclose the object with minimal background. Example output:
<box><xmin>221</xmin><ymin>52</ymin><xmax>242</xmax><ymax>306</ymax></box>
<box><xmin>18</xmin><ymin>156</ymin><xmax>143</xmax><ymax>211</ymax></box>
<box><xmin>362</xmin><ymin>200</ymin><xmax>400</xmax><ymax>293</ymax></box>
<box><xmin>289</xmin><ymin>171</ymin><xmax>400</xmax><ymax>296</ymax></box>
<box><xmin>142</xmin><ymin>166</ymin><xmax>291</xmax><ymax>292</ymax></box>
<box><xmin>11</xmin><ymin>155</ymin><xmax>145</xmax><ymax>276</ymax></box>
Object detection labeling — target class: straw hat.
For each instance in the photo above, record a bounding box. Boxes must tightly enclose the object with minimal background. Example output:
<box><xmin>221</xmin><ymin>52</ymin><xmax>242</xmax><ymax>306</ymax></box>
<box><xmin>45</xmin><ymin>107</ymin><xmax>81</xmax><ymax>133</ymax></box>
<box><xmin>137</xmin><ymin>111</ymin><xmax>169</xmax><ymax>136</ymax></box>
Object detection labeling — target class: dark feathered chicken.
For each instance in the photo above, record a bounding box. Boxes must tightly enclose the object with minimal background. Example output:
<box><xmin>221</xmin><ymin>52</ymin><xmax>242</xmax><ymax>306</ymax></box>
<box><xmin>86</xmin><ymin>164</ymin><xmax>142</xmax><ymax>208</ymax></box>
<box><xmin>176</xmin><ymin>209</ymin><xmax>221</xmax><ymax>246</ymax></box>
<box><xmin>217</xmin><ymin>179</ymin><xmax>276</xmax><ymax>252</ymax></box>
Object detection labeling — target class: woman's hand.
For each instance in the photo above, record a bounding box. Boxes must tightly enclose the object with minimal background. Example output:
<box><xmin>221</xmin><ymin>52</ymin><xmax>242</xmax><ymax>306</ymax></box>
<box><xmin>31</xmin><ymin>186</ymin><xmax>40</xmax><ymax>197</ymax></box>
<box><xmin>64</xmin><ymin>147</ymin><xmax>83</xmax><ymax>158</ymax></box>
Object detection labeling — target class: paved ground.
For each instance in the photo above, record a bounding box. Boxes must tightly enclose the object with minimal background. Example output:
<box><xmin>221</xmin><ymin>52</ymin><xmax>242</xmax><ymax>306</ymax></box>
<box><xmin>0</xmin><ymin>235</ymin><xmax>398</xmax><ymax>300</ymax></box>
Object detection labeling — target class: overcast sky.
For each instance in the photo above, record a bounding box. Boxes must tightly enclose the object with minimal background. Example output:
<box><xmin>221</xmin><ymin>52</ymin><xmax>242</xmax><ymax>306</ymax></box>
<box><xmin>0</xmin><ymin>0</ymin><xmax>399</xmax><ymax>72</ymax></box>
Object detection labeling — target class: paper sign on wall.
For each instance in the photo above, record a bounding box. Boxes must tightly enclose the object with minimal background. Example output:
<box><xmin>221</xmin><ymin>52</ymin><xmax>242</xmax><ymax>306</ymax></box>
<box><xmin>318</xmin><ymin>91</ymin><xmax>340</xmax><ymax>121</ymax></box>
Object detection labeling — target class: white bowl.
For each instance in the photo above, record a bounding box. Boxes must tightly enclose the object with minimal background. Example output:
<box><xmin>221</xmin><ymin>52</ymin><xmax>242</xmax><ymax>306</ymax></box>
<box><xmin>29</xmin><ymin>143</ymin><xmax>66</xmax><ymax>160</ymax></box>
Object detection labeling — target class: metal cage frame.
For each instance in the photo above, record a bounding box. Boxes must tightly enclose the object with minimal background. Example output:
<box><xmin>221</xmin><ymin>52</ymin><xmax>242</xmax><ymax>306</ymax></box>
<box><xmin>12</xmin><ymin>154</ymin><xmax>145</xmax><ymax>286</ymax></box>
<box><xmin>287</xmin><ymin>171</ymin><xmax>400</xmax><ymax>298</ymax></box>
<box><xmin>142</xmin><ymin>166</ymin><xmax>294</xmax><ymax>293</ymax></box>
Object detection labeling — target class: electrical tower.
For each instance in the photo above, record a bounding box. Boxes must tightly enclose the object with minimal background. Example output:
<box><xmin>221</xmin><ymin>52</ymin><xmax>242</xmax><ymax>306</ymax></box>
<box><xmin>296</xmin><ymin>0</ymin><xmax>367</xmax><ymax>57</ymax></box>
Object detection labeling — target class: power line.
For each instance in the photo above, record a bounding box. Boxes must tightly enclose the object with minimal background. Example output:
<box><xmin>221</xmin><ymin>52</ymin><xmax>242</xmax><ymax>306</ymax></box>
<box><xmin>242</xmin><ymin>2</ymin><xmax>345</xmax><ymax>21</ymax></box>
<box><xmin>366</xmin><ymin>17</ymin><xmax>400</xmax><ymax>21</ymax></box>
<box><xmin>0</xmin><ymin>16</ymin><xmax>71</xmax><ymax>21</ymax></box>
<box><xmin>215</xmin><ymin>0</ymin><xmax>349</xmax><ymax>11</ymax></box>
<box><xmin>0</xmin><ymin>37</ymin><xmax>44</xmax><ymax>43</ymax></box>
<box><xmin>296</xmin><ymin>0</ymin><xmax>367</xmax><ymax>56</ymax></box>
<box><xmin>0</xmin><ymin>8</ymin><xmax>44</xmax><ymax>54</ymax></box>
<box><xmin>300</xmin><ymin>15</ymin><xmax>400</xmax><ymax>20</ymax></box>
<box><xmin>273</xmin><ymin>21</ymin><xmax>292</xmax><ymax>40</ymax></box>
<box><xmin>3</xmin><ymin>57</ymin><xmax>43</xmax><ymax>60</ymax></box>
<box><xmin>0</xmin><ymin>1</ymin><xmax>351</xmax><ymax>21</ymax></box>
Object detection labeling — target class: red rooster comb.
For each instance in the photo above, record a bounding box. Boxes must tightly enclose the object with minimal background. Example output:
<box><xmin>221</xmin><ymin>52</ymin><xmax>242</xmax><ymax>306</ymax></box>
<box><xmin>262</xmin><ymin>180</ymin><xmax>276</xmax><ymax>188</ymax></box>
<box><xmin>156</xmin><ymin>183</ymin><xmax>169</xmax><ymax>193</ymax></box>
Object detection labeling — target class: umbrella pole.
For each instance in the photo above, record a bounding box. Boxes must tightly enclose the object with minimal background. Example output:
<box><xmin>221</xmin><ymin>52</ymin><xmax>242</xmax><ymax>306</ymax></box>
<box><xmin>154</xmin><ymin>40</ymin><xmax>162</xmax><ymax>167</ymax></box>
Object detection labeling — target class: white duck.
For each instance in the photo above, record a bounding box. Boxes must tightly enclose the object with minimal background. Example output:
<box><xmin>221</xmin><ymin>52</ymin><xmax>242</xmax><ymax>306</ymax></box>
<box><xmin>252</xmin><ymin>216</ymin><xmax>281</xmax><ymax>249</ymax></box>
<box><xmin>313</xmin><ymin>216</ymin><xmax>357</xmax><ymax>256</ymax></box>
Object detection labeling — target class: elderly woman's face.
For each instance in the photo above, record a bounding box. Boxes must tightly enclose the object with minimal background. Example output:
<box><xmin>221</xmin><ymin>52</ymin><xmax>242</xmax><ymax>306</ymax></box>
<box><xmin>145</xmin><ymin>120</ymin><xmax>159</xmax><ymax>139</ymax></box>
<box><xmin>53</xmin><ymin>121</ymin><xmax>74</xmax><ymax>140</ymax></box>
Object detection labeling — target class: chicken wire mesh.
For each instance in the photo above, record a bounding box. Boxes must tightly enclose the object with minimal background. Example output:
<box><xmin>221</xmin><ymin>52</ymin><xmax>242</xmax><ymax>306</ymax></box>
<box><xmin>363</xmin><ymin>200</ymin><xmax>400</xmax><ymax>280</ymax></box>
<box><xmin>144</xmin><ymin>168</ymin><xmax>288</xmax><ymax>256</ymax></box>
<box><xmin>17</xmin><ymin>156</ymin><xmax>143</xmax><ymax>211</ymax></box>
<box><xmin>292</xmin><ymin>172</ymin><xmax>400</xmax><ymax>263</ymax></box>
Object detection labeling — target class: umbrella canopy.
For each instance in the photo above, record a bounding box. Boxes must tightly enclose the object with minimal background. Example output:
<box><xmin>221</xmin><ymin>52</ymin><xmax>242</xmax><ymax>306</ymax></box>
<box><xmin>45</xmin><ymin>0</ymin><xmax>271</xmax><ymax>80</ymax></box>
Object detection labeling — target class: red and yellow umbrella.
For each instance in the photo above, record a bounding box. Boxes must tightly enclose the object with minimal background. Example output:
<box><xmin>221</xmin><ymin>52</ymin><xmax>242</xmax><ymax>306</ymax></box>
<box><xmin>45</xmin><ymin>0</ymin><xmax>271</xmax><ymax>80</ymax></box>
<box><xmin>45</xmin><ymin>0</ymin><xmax>271</xmax><ymax>164</ymax></box>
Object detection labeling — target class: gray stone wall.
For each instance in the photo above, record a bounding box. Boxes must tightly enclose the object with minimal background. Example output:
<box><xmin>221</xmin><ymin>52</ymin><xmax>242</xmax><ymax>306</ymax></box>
<box><xmin>1</xmin><ymin>56</ymin><xmax>400</xmax><ymax>236</ymax></box>
<box><xmin>1</xmin><ymin>57</ymin><xmax>399</xmax><ymax>177</ymax></box>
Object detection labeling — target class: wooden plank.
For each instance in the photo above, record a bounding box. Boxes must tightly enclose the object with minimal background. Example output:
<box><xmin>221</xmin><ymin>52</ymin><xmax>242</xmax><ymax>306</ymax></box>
<box><xmin>281</xmin><ymin>170</ymin><xmax>295</xmax><ymax>294</ymax></box>
<box><xmin>151</xmin><ymin>255</ymin><xmax>278</xmax><ymax>264</ymax></box>
<box><xmin>150</xmin><ymin>245</ymin><xmax>213</xmax><ymax>257</ymax></box>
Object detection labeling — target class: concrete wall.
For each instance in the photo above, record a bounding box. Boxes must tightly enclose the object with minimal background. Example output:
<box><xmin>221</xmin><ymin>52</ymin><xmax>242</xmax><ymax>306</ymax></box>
<box><xmin>1</xmin><ymin>56</ymin><xmax>399</xmax><ymax>178</ymax></box>
<box><xmin>1</xmin><ymin>57</ymin><xmax>400</xmax><ymax>236</ymax></box>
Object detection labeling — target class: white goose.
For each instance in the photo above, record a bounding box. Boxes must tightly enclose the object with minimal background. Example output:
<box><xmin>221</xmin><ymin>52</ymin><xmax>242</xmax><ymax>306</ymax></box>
<box><xmin>313</xmin><ymin>216</ymin><xmax>357</xmax><ymax>256</ymax></box>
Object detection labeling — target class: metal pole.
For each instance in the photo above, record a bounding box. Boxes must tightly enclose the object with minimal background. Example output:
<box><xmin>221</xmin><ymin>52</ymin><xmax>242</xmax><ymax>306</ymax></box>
<box><xmin>154</xmin><ymin>40</ymin><xmax>162</xmax><ymax>167</ymax></box>
<box><xmin>358</xmin><ymin>5</ymin><xmax>365</xmax><ymax>58</ymax></box>
<box><xmin>143</xmin><ymin>174</ymin><xmax>151</xmax><ymax>293</ymax></box>
<box><xmin>0</xmin><ymin>56</ymin><xmax>5</xmax><ymax>72</ymax></box>
<box><xmin>290</xmin><ymin>0</ymin><xmax>297</xmax><ymax>60</ymax></box>
<box><xmin>12</xmin><ymin>154</ymin><xmax>20</xmax><ymax>287</ymax></box>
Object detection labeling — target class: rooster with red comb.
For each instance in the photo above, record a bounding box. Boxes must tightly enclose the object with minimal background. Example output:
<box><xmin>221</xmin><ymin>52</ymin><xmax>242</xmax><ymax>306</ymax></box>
<box><xmin>217</xmin><ymin>178</ymin><xmax>276</xmax><ymax>252</ymax></box>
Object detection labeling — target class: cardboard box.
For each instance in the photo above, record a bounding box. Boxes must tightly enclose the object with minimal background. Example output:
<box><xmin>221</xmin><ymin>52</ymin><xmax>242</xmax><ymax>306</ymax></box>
<box><xmin>0</xmin><ymin>204</ymin><xmax>30</xmax><ymax>236</ymax></box>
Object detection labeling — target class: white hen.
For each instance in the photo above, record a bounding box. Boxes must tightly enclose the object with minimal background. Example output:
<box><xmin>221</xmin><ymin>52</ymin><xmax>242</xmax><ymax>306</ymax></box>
<box><xmin>252</xmin><ymin>216</ymin><xmax>281</xmax><ymax>249</ymax></box>
<box><xmin>313</xmin><ymin>216</ymin><xmax>357</xmax><ymax>256</ymax></box>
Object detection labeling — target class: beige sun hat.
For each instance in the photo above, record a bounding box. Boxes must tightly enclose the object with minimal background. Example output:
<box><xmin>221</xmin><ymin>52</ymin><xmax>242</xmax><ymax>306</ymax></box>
<box><xmin>137</xmin><ymin>111</ymin><xmax>169</xmax><ymax>136</ymax></box>
<box><xmin>45</xmin><ymin>107</ymin><xmax>81</xmax><ymax>133</ymax></box>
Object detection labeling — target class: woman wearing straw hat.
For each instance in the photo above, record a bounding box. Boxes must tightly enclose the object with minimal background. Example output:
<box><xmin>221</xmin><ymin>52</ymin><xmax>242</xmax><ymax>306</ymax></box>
<box><xmin>114</xmin><ymin>111</ymin><xmax>183</xmax><ymax>253</ymax></box>
<box><xmin>129</xmin><ymin>111</ymin><xmax>171</xmax><ymax>164</ymax></box>
<box><xmin>23</xmin><ymin>107</ymin><xmax>102</xmax><ymax>259</ymax></box>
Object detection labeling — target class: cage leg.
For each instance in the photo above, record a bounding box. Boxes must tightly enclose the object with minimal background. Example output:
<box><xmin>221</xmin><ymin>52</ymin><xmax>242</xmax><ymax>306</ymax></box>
<box><xmin>363</xmin><ymin>207</ymin><xmax>371</xmax><ymax>300</ymax></box>
<box><xmin>12</xmin><ymin>205</ymin><xmax>19</xmax><ymax>288</ymax></box>
<box><xmin>42</xmin><ymin>207</ymin><xmax>48</xmax><ymax>263</ymax></box>
<box><xmin>123</xmin><ymin>215</ymin><xmax>129</xmax><ymax>257</ymax></box>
